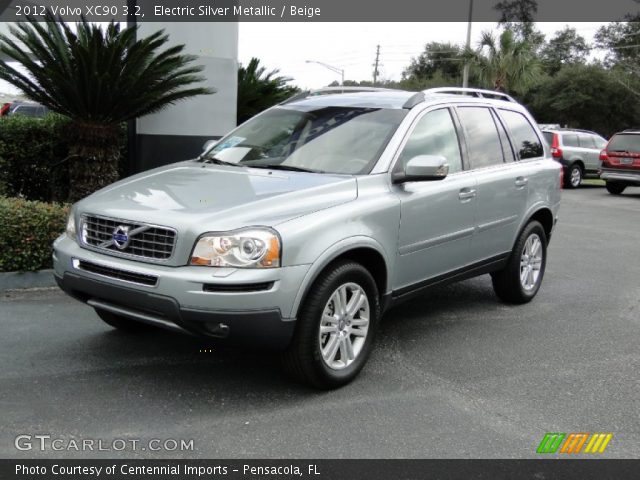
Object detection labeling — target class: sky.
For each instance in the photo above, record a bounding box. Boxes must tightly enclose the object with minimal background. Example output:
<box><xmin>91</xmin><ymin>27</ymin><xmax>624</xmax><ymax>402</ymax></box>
<box><xmin>238</xmin><ymin>22</ymin><xmax>607</xmax><ymax>89</ymax></box>
<box><xmin>1</xmin><ymin>22</ymin><xmax>607</xmax><ymax>97</ymax></box>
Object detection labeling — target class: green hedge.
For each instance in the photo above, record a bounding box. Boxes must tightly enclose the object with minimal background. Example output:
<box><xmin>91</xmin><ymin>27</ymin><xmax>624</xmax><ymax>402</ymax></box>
<box><xmin>0</xmin><ymin>115</ymin><xmax>127</xmax><ymax>202</ymax></box>
<box><xmin>0</xmin><ymin>114</ymin><xmax>70</xmax><ymax>201</ymax></box>
<box><xmin>0</xmin><ymin>196</ymin><xmax>69</xmax><ymax>272</ymax></box>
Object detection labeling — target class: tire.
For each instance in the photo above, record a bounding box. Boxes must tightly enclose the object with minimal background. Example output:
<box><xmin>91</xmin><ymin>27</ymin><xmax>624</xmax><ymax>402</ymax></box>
<box><xmin>95</xmin><ymin>308</ymin><xmax>154</xmax><ymax>333</ymax></box>
<box><xmin>605</xmin><ymin>181</ymin><xmax>626</xmax><ymax>195</ymax></box>
<box><xmin>282</xmin><ymin>261</ymin><xmax>381</xmax><ymax>389</ymax></box>
<box><xmin>491</xmin><ymin>221</ymin><xmax>547</xmax><ymax>305</ymax></box>
<box><xmin>564</xmin><ymin>163</ymin><xmax>582</xmax><ymax>189</ymax></box>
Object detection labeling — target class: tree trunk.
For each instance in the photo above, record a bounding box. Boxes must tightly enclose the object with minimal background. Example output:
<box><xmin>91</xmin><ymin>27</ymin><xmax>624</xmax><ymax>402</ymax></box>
<box><xmin>66</xmin><ymin>123</ymin><xmax>121</xmax><ymax>202</ymax></box>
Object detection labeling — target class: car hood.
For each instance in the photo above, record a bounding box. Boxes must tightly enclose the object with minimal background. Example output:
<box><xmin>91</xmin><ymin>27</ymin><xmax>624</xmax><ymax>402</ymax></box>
<box><xmin>76</xmin><ymin>161</ymin><xmax>358</xmax><ymax>231</ymax></box>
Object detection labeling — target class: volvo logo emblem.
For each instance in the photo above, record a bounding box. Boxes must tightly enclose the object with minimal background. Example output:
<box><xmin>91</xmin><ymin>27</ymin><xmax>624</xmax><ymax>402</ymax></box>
<box><xmin>112</xmin><ymin>226</ymin><xmax>130</xmax><ymax>250</ymax></box>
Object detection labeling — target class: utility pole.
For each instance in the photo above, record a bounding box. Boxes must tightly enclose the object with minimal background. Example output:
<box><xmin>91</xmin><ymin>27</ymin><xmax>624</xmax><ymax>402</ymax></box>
<box><xmin>462</xmin><ymin>0</ymin><xmax>474</xmax><ymax>88</ymax></box>
<box><xmin>373</xmin><ymin>45</ymin><xmax>381</xmax><ymax>86</ymax></box>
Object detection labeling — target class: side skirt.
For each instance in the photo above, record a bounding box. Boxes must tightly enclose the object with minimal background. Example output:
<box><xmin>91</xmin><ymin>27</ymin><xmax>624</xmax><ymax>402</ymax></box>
<box><xmin>386</xmin><ymin>253</ymin><xmax>509</xmax><ymax>309</ymax></box>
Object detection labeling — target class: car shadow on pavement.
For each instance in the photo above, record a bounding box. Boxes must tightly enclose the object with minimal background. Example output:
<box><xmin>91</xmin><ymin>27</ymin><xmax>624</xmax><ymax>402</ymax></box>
<box><xmin>68</xmin><ymin>277</ymin><xmax>503</xmax><ymax>397</ymax></box>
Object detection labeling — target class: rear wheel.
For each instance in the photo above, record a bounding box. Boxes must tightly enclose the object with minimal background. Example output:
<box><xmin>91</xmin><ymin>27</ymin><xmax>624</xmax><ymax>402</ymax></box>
<box><xmin>605</xmin><ymin>181</ymin><xmax>626</xmax><ymax>195</ymax></box>
<box><xmin>564</xmin><ymin>164</ymin><xmax>582</xmax><ymax>189</ymax></box>
<box><xmin>491</xmin><ymin>221</ymin><xmax>547</xmax><ymax>304</ymax></box>
<box><xmin>282</xmin><ymin>261</ymin><xmax>380</xmax><ymax>389</ymax></box>
<box><xmin>95</xmin><ymin>309</ymin><xmax>153</xmax><ymax>333</ymax></box>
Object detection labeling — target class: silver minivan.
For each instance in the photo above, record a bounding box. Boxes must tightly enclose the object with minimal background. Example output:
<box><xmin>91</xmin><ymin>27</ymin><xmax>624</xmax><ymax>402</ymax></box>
<box><xmin>54</xmin><ymin>88</ymin><xmax>562</xmax><ymax>388</ymax></box>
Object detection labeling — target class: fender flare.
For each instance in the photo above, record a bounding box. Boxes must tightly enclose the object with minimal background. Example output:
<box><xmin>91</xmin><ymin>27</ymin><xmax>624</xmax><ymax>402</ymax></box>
<box><xmin>288</xmin><ymin>236</ymin><xmax>390</xmax><ymax>319</ymax></box>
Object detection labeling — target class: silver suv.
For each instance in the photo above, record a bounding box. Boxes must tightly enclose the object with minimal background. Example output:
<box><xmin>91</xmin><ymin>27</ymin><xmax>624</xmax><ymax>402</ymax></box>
<box><xmin>54</xmin><ymin>88</ymin><xmax>561</xmax><ymax>389</ymax></box>
<box><xmin>541</xmin><ymin>128</ymin><xmax>607</xmax><ymax>188</ymax></box>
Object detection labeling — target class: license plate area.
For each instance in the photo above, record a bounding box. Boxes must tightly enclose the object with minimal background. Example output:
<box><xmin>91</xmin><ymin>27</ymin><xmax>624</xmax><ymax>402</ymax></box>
<box><xmin>620</xmin><ymin>157</ymin><xmax>633</xmax><ymax>165</ymax></box>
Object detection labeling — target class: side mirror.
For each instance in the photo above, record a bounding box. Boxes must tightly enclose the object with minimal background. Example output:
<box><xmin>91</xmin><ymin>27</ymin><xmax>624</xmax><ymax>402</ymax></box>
<box><xmin>392</xmin><ymin>155</ymin><xmax>449</xmax><ymax>183</ymax></box>
<box><xmin>202</xmin><ymin>139</ymin><xmax>217</xmax><ymax>153</ymax></box>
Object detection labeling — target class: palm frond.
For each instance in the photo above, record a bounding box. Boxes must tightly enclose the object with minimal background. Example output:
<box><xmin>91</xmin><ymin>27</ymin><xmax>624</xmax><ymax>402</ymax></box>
<box><xmin>0</xmin><ymin>13</ymin><xmax>213</xmax><ymax>125</ymax></box>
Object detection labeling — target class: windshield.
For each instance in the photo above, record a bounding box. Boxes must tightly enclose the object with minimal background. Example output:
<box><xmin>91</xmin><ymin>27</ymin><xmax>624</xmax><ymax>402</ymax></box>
<box><xmin>607</xmin><ymin>134</ymin><xmax>640</xmax><ymax>153</ymax></box>
<box><xmin>201</xmin><ymin>106</ymin><xmax>407</xmax><ymax>175</ymax></box>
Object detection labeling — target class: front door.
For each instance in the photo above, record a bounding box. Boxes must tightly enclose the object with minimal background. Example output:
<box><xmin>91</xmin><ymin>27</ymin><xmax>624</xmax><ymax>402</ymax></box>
<box><xmin>393</xmin><ymin>108</ymin><xmax>477</xmax><ymax>292</ymax></box>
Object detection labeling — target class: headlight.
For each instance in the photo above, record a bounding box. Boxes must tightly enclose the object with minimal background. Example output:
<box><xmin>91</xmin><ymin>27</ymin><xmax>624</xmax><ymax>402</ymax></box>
<box><xmin>65</xmin><ymin>210</ymin><xmax>76</xmax><ymax>240</ymax></box>
<box><xmin>190</xmin><ymin>228</ymin><xmax>281</xmax><ymax>268</ymax></box>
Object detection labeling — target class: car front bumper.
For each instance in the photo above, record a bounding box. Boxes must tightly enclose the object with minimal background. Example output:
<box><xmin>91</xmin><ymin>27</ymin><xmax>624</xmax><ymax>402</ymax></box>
<box><xmin>53</xmin><ymin>235</ymin><xmax>310</xmax><ymax>349</ymax></box>
<box><xmin>599</xmin><ymin>168</ymin><xmax>640</xmax><ymax>185</ymax></box>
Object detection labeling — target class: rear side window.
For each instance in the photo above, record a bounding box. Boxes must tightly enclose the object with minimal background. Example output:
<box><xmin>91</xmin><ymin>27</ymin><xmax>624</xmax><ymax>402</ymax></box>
<box><xmin>563</xmin><ymin>134</ymin><xmax>579</xmax><ymax>147</ymax></box>
<box><xmin>607</xmin><ymin>134</ymin><xmax>640</xmax><ymax>153</ymax></box>
<box><xmin>579</xmin><ymin>135</ymin><xmax>596</xmax><ymax>149</ymax></box>
<box><xmin>594</xmin><ymin>137</ymin><xmax>607</xmax><ymax>149</ymax></box>
<box><xmin>499</xmin><ymin>110</ymin><xmax>544</xmax><ymax>159</ymax></box>
<box><xmin>492</xmin><ymin>110</ymin><xmax>516</xmax><ymax>163</ymax></box>
<box><xmin>457</xmin><ymin>107</ymin><xmax>504</xmax><ymax>169</ymax></box>
<box><xmin>542</xmin><ymin>132</ymin><xmax>554</xmax><ymax>145</ymax></box>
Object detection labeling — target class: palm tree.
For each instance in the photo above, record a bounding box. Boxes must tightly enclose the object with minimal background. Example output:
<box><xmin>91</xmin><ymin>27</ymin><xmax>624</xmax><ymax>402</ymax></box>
<box><xmin>464</xmin><ymin>29</ymin><xmax>540</xmax><ymax>94</ymax></box>
<box><xmin>237</xmin><ymin>58</ymin><xmax>299</xmax><ymax>124</ymax></box>
<box><xmin>0</xmin><ymin>15</ymin><xmax>213</xmax><ymax>201</ymax></box>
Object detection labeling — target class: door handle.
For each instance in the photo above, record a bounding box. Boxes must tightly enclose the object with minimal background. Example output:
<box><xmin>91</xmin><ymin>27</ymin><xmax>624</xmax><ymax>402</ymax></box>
<box><xmin>515</xmin><ymin>177</ymin><xmax>529</xmax><ymax>188</ymax></box>
<box><xmin>458</xmin><ymin>188</ymin><xmax>477</xmax><ymax>201</ymax></box>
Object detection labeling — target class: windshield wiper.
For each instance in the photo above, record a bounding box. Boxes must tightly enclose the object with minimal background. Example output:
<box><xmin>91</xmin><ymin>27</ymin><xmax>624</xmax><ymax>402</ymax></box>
<box><xmin>248</xmin><ymin>164</ymin><xmax>322</xmax><ymax>173</ymax></box>
<box><xmin>197</xmin><ymin>156</ymin><xmax>243</xmax><ymax>167</ymax></box>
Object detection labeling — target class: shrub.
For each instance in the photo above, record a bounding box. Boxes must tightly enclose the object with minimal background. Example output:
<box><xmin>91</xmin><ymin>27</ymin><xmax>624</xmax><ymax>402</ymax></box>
<box><xmin>0</xmin><ymin>196</ymin><xmax>68</xmax><ymax>272</ymax></box>
<box><xmin>0</xmin><ymin>115</ymin><xmax>127</xmax><ymax>202</ymax></box>
<box><xmin>0</xmin><ymin>114</ymin><xmax>70</xmax><ymax>201</ymax></box>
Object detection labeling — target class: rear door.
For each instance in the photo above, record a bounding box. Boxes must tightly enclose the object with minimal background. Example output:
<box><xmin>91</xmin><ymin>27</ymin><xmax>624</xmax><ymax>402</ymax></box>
<box><xmin>455</xmin><ymin>106</ymin><xmax>534</xmax><ymax>262</ymax></box>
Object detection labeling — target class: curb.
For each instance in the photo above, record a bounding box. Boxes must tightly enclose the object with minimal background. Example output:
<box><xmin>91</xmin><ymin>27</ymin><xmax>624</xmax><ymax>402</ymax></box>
<box><xmin>0</xmin><ymin>269</ymin><xmax>56</xmax><ymax>291</ymax></box>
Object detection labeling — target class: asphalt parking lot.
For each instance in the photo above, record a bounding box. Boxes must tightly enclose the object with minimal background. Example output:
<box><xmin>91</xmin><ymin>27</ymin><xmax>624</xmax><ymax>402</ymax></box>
<box><xmin>1</xmin><ymin>186</ymin><xmax>639</xmax><ymax>459</ymax></box>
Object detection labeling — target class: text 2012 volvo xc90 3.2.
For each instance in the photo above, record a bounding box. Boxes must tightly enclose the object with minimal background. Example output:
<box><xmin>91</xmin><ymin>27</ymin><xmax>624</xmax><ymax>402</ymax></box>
<box><xmin>54</xmin><ymin>87</ymin><xmax>561</xmax><ymax>389</ymax></box>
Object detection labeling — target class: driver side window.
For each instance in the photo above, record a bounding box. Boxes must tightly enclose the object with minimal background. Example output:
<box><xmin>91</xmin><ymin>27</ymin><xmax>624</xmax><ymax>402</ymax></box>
<box><xmin>397</xmin><ymin>108</ymin><xmax>463</xmax><ymax>174</ymax></box>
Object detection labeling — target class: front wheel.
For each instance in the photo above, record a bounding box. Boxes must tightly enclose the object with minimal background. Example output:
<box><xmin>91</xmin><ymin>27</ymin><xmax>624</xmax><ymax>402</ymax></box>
<box><xmin>282</xmin><ymin>261</ymin><xmax>380</xmax><ymax>389</ymax></box>
<box><xmin>491</xmin><ymin>221</ymin><xmax>547</xmax><ymax>304</ymax></box>
<box><xmin>605</xmin><ymin>181</ymin><xmax>626</xmax><ymax>195</ymax></box>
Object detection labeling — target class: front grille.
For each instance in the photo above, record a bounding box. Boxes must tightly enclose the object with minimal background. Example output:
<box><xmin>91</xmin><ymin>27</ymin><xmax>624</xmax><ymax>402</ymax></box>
<box><xmin>81</xmin><ymin>215</ymin><xmax>176</xmax><ymax>260</ymax></box>
<box><xmin>76</xmin><ymin>260</ymin><xmax>158</xmax><ymax>286</ymax></box>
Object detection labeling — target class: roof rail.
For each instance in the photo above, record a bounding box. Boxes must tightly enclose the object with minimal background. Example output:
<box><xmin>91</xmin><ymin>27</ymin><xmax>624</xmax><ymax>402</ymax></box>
<box><xmin>280</xmin><ymin>86</ymin><xmax>395</xmax><ymax>105</ymax></box>
<box><xmin>557</xmin><ymin>128</ymin><xmax>599</xmax><ymax>135</ymax></box>
<box><xmin>423</xmin><ymin>87</ymin><xmax>516</xmax><ymax>103</ymax></box>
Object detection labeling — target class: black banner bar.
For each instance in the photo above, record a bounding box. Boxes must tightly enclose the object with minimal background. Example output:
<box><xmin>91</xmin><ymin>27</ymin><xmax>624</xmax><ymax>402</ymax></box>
<box><xmin>0</xmin><ymin>0</ymin><xmax>639</xmax><ymax>22</ymax></box>
<box><xmin>1</xmin><ymin>459</ymin><xmax>640</xmax><ymax>480</ymax></box>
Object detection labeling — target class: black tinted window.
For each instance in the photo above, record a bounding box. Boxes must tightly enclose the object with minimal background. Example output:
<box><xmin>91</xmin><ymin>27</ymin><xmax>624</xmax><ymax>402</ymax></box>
<box><xmin>608</xmin><ymin>134</ymin><xmax>640</xmax><ymax>153</ymax></box>
<box><xmin>457</xmin><ymin>107</ymin><xmax>504</xmax><ymax>169</ymax></box>
<box><xmin>500</xmin><ymin>110</ymin><xmax>544</xmax><ymax>159</ymax></box>
<box><xmin>398</xmin><ymin>108</ymin><xmax>463</xmax><ymax>173</ymax></box>
<box><xmin>493</xmin><ymin>111</ymin><xmax>516</xmax><ymax>162</ymax></box>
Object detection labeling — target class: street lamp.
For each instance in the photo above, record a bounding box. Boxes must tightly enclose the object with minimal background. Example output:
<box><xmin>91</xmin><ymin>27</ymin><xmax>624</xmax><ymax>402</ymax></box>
<box><xmin>305</xmin><ymin>60</ymin><xmax>345</xmax><ymax>86</ymax></box>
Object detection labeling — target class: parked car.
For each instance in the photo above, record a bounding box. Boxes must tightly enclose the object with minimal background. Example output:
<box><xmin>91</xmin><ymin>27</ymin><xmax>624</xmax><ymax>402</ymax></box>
<box><xmin>599</xmin><ymin>129</ymin><xmax>640</xmax><ymax>195</ymax></box>
<box><xmin>541</xmin><ymin>128</ymin><xmax>607</xmax><ymax>188</ymax></box>
<box><xmin>53</xmin><ymin>87</ymin><xmax>561</xmax><ymax>389</ymax></box>
<box><xmin>5</xmin><ymin>101</ymin><xmax>49</xmax><ymax>117</ymax></box>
